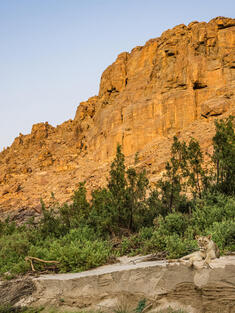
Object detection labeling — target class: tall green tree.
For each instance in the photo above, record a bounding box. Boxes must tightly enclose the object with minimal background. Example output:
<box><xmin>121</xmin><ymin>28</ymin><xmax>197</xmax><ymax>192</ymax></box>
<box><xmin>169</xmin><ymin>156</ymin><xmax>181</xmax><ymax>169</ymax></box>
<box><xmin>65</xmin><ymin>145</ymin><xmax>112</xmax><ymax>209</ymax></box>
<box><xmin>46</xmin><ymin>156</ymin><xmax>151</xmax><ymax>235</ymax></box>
<box><xmin>108</xmin><ymin>144</ymin><xmax>127</xmax><ymax>227</ymax></box>
<box><xmin>107</xmin><ymin>144</ymin><xmax>149</xmax><ymax>231</ymax></box>
<box><xmin>156</xmin><ymin>136</ymin><xmax>188</xmax><ymax>215</ymax></box>
<box><xmin>60</xmin><ymin>182</ymin><xmax>91</xmax><ymax>229</ymax></box>
<box><xmin>89</xmin><ymin>188</ymin><xmax>116</xmax><ymax>236</ymax></box>
<box><xmin>150</xmin><ymin>136</ymin><xmax>208</xmax><ymax>215</ymax></box>
<box><xmin>212</xmin><ymin>116</ymin><xmax>235</xmax><ymax>195</ymax></box>
<box><xmin>186</xmin><ymin>138</ymin><xmax>208</xmax><ymax>198</ymax></box>
<box><xmin>126</xmin><ymin>167</ymin><xmax>149</xmax><ymax>230</ymax></box>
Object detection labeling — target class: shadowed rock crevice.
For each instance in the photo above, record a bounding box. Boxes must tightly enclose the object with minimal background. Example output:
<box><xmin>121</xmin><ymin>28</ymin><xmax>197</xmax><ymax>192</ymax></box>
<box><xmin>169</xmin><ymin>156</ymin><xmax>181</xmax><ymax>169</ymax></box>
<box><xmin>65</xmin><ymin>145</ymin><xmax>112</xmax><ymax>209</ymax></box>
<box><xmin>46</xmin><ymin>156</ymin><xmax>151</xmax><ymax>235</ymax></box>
<box><xmin>193</xmin><ymin>82</ymin><xmax>208</xmax><ymax>90</ymax></box>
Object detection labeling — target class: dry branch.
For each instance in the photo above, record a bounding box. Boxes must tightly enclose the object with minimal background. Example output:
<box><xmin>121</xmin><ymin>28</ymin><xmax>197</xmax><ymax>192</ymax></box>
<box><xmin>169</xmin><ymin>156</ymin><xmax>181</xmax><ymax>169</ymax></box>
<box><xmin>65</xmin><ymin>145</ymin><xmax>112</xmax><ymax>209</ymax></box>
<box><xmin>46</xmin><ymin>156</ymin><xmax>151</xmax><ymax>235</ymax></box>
<box><xmin>25</xmin><ymin>256</ymin><xmax>60</xmax><ymax>272</ymax></box>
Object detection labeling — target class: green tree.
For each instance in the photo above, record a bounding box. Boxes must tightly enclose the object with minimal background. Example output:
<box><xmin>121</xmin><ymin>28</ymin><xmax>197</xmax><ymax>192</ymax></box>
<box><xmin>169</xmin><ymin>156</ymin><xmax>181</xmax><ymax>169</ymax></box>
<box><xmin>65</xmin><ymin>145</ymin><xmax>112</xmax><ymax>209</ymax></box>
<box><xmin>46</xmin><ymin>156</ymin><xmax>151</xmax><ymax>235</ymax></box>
<box><xmin>149</xmin><ymin>136</ymin><xmax>208</xmax><ymax>215</ymax></box>
<box><xmin>186</xmin><ymin>138</ymin><xmax>208</xmax><ymax>198</ymax></box>
<box><xmin>126</xmin><ymin>167</ymin><xmax>149</xmax><ymax>231</ymax></box>
<box><xmin>108</xmin><ymin>144</ymin><xmax>127</xmax><ymax>227</ymax></box>
<box><xmin>39</xmin><ymin>199</ymin><xmax>63</xmax><ymax>238</ymax></box>
<box><xmin>90</xmin><ymin>188</ymin><xmax>116</xmax><ymax>236</ymax></box>
<box><xmin>60</xmin><ymin>182</ymin><xmax>90</xmax><ymax>229</ymax></box>
<box><xmin>212</xmin><ymin>116</ymin><xmax>235</xmax><ymax>195</ymax></box>
<box><xmin>107</xmin><ymin>144</ymin><xmax>149</xmax><ymax>232</ymax></box>
<box><xmin>156</xmin><ymin>136</ymin><xmax>188</xmax><ymax>215</ymax></box>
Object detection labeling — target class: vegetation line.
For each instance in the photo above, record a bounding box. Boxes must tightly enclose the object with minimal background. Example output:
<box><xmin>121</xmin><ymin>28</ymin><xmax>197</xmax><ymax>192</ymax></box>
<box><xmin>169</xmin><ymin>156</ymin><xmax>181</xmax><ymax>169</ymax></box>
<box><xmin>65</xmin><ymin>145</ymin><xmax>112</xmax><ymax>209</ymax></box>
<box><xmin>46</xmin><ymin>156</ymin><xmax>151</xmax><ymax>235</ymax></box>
<box><xmin>0</xmin><ymin>116</ymin><xmax>234</xmax><ymax>278</ymax></box>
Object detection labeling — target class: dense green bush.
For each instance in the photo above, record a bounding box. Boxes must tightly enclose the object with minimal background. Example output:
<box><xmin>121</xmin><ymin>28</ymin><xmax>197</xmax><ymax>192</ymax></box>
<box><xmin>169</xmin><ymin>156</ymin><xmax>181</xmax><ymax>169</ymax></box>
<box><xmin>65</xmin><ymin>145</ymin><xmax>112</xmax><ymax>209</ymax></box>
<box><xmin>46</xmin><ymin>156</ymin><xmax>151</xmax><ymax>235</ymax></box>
<box><xmin>0</xmin><ymin>224</ymin><xmax>112</xmax><ymax>275</ymax></box>
<box><xmin>0</xmin><ymin>231</ymin><xmax>31</xmax><ymax>275</ymax></box>
<box><xmin>207</xmin><ymin>220</ymin><xmax>235</xmax><ymax>251</ymax></box>
<box><xmin>191</xmin><ymin>192</ymin><xmax>235</xmax><ymax>232</ymax></box>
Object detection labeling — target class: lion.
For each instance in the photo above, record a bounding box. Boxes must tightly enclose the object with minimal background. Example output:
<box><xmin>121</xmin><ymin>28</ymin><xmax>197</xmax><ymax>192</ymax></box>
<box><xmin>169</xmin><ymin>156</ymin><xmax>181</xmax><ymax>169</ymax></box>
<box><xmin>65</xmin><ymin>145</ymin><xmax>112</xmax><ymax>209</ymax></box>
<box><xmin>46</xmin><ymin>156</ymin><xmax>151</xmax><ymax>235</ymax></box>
<box><xmin>169</xmin><ymin>235</ymin><xmax>220</xmax><ymax>268</ymax></box>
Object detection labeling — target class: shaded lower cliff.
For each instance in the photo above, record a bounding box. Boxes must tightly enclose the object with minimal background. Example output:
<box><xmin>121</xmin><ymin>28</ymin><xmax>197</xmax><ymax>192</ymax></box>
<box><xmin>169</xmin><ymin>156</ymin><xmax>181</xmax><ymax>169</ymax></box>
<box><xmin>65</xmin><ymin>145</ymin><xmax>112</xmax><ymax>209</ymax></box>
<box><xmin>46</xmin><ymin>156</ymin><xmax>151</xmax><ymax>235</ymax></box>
<box><xmin>0</xmin><ymin>17</ymin><xmax>234</xmax><ymax>212</ymax></box>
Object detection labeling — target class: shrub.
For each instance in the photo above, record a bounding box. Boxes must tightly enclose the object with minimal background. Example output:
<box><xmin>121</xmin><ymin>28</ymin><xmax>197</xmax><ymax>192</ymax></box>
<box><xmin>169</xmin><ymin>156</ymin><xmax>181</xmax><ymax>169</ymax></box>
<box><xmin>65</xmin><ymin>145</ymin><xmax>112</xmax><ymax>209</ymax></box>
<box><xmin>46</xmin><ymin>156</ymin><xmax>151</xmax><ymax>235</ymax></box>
<box><xmin>192</xmin><ymin>193</ymin><xmax>235</xmax><ymax>232</ymax></box>
<box><xmin>165</xmin><ymin>234</ymin><xmax>196</xmax><ymax>259</ymax></box>
<box><xmin>28</xmin><ymin>227</ymin><xmax>112</xmax><ymax>273</ymax></box>
<box><xmin>0</xmin><ymin>231</ymin><xmax>31</xmax><ymax>275</ymax></box>
<box><xmin>50</xmin><ymin>238</ymin><xmax>111</xmax><ymax>272</ymax></box>
<box><xmin>164</xmin><ymin>213</ymin><xmax>188</xmax><ymax>236</ymax></box>
<box><xmin>206</xmin><ymin>220</ymin><xmax>235</xmax><ymax>251</ymax></box>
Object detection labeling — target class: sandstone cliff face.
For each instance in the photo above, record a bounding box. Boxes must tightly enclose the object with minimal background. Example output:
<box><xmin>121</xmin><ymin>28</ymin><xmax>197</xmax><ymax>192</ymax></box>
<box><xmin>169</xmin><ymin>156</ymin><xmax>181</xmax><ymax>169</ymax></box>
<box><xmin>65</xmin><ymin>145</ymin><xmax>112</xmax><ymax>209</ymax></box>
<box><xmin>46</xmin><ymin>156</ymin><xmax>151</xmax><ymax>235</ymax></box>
<box><xmin>0</xmin><ymin>17</ymin><xmax>234</xmax><ymax>212</ymax></box>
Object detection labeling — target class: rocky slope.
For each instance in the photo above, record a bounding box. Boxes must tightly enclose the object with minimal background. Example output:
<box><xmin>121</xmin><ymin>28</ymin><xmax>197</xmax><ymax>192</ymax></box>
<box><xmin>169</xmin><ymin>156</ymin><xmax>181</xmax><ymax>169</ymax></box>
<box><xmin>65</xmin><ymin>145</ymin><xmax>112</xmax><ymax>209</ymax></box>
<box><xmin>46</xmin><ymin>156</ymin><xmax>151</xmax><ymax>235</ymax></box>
<box><xmin>1</xmin><ymin>256</ymin><xmax>235</xmax><ymax>313</ymax></box>
<box><xmin>0</xmin><ymin>17</ymin><xmax>234</xmax><ymax>212</ymax></box>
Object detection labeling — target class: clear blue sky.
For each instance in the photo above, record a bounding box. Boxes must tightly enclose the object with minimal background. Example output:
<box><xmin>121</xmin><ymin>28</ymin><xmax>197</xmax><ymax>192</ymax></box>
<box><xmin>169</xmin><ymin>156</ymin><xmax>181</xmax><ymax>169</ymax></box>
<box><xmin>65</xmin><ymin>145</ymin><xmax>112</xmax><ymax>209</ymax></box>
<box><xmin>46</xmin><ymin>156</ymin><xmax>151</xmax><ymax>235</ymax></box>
<box><xmin>0</xmin><ymin>0</ymin><xmax>234</xmax><ymax>151</ymax></box>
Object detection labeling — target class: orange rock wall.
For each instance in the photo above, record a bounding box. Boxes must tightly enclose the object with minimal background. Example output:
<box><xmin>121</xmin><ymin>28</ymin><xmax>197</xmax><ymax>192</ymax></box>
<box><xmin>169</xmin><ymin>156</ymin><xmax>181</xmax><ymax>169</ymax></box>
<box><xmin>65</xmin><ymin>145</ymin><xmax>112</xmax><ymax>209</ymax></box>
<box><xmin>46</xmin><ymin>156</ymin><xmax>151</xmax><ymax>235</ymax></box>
<box><xmin>0</xmin><ymin>17</ymin><xmax>234</xmax><ymax>212</ymax></box>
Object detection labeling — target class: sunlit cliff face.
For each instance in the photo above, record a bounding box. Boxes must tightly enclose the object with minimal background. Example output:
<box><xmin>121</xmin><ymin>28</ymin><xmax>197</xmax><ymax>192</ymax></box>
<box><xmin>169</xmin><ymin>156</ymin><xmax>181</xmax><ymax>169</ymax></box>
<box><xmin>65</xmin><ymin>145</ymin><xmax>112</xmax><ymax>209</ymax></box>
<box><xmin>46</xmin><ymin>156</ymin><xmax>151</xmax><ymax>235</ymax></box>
<box><xmin>0</xmin><ymin>17</ymin><xmax>234</xmax><ymax>212</ymax></box>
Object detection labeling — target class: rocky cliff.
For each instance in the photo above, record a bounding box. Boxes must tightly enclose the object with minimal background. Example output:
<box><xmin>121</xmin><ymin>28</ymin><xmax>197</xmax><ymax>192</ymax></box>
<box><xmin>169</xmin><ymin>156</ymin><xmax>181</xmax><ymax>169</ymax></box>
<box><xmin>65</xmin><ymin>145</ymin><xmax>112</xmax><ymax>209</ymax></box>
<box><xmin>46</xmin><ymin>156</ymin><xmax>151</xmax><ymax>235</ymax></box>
<box><xmin>0</xmin><ymin>17</ymin><xmax>234</xmax><ymax>212</ymax></box>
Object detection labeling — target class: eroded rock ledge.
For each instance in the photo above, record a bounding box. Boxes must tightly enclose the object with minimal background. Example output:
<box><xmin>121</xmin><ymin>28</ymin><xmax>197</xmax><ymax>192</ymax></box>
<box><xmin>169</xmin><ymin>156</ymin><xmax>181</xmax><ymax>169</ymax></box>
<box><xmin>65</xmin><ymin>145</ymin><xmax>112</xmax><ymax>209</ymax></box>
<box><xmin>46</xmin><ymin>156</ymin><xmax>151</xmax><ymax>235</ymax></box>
<box><xmin>3</xmin><ymin>255</ymin><xmax>234</xmax><ymax>313</ymax></box>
